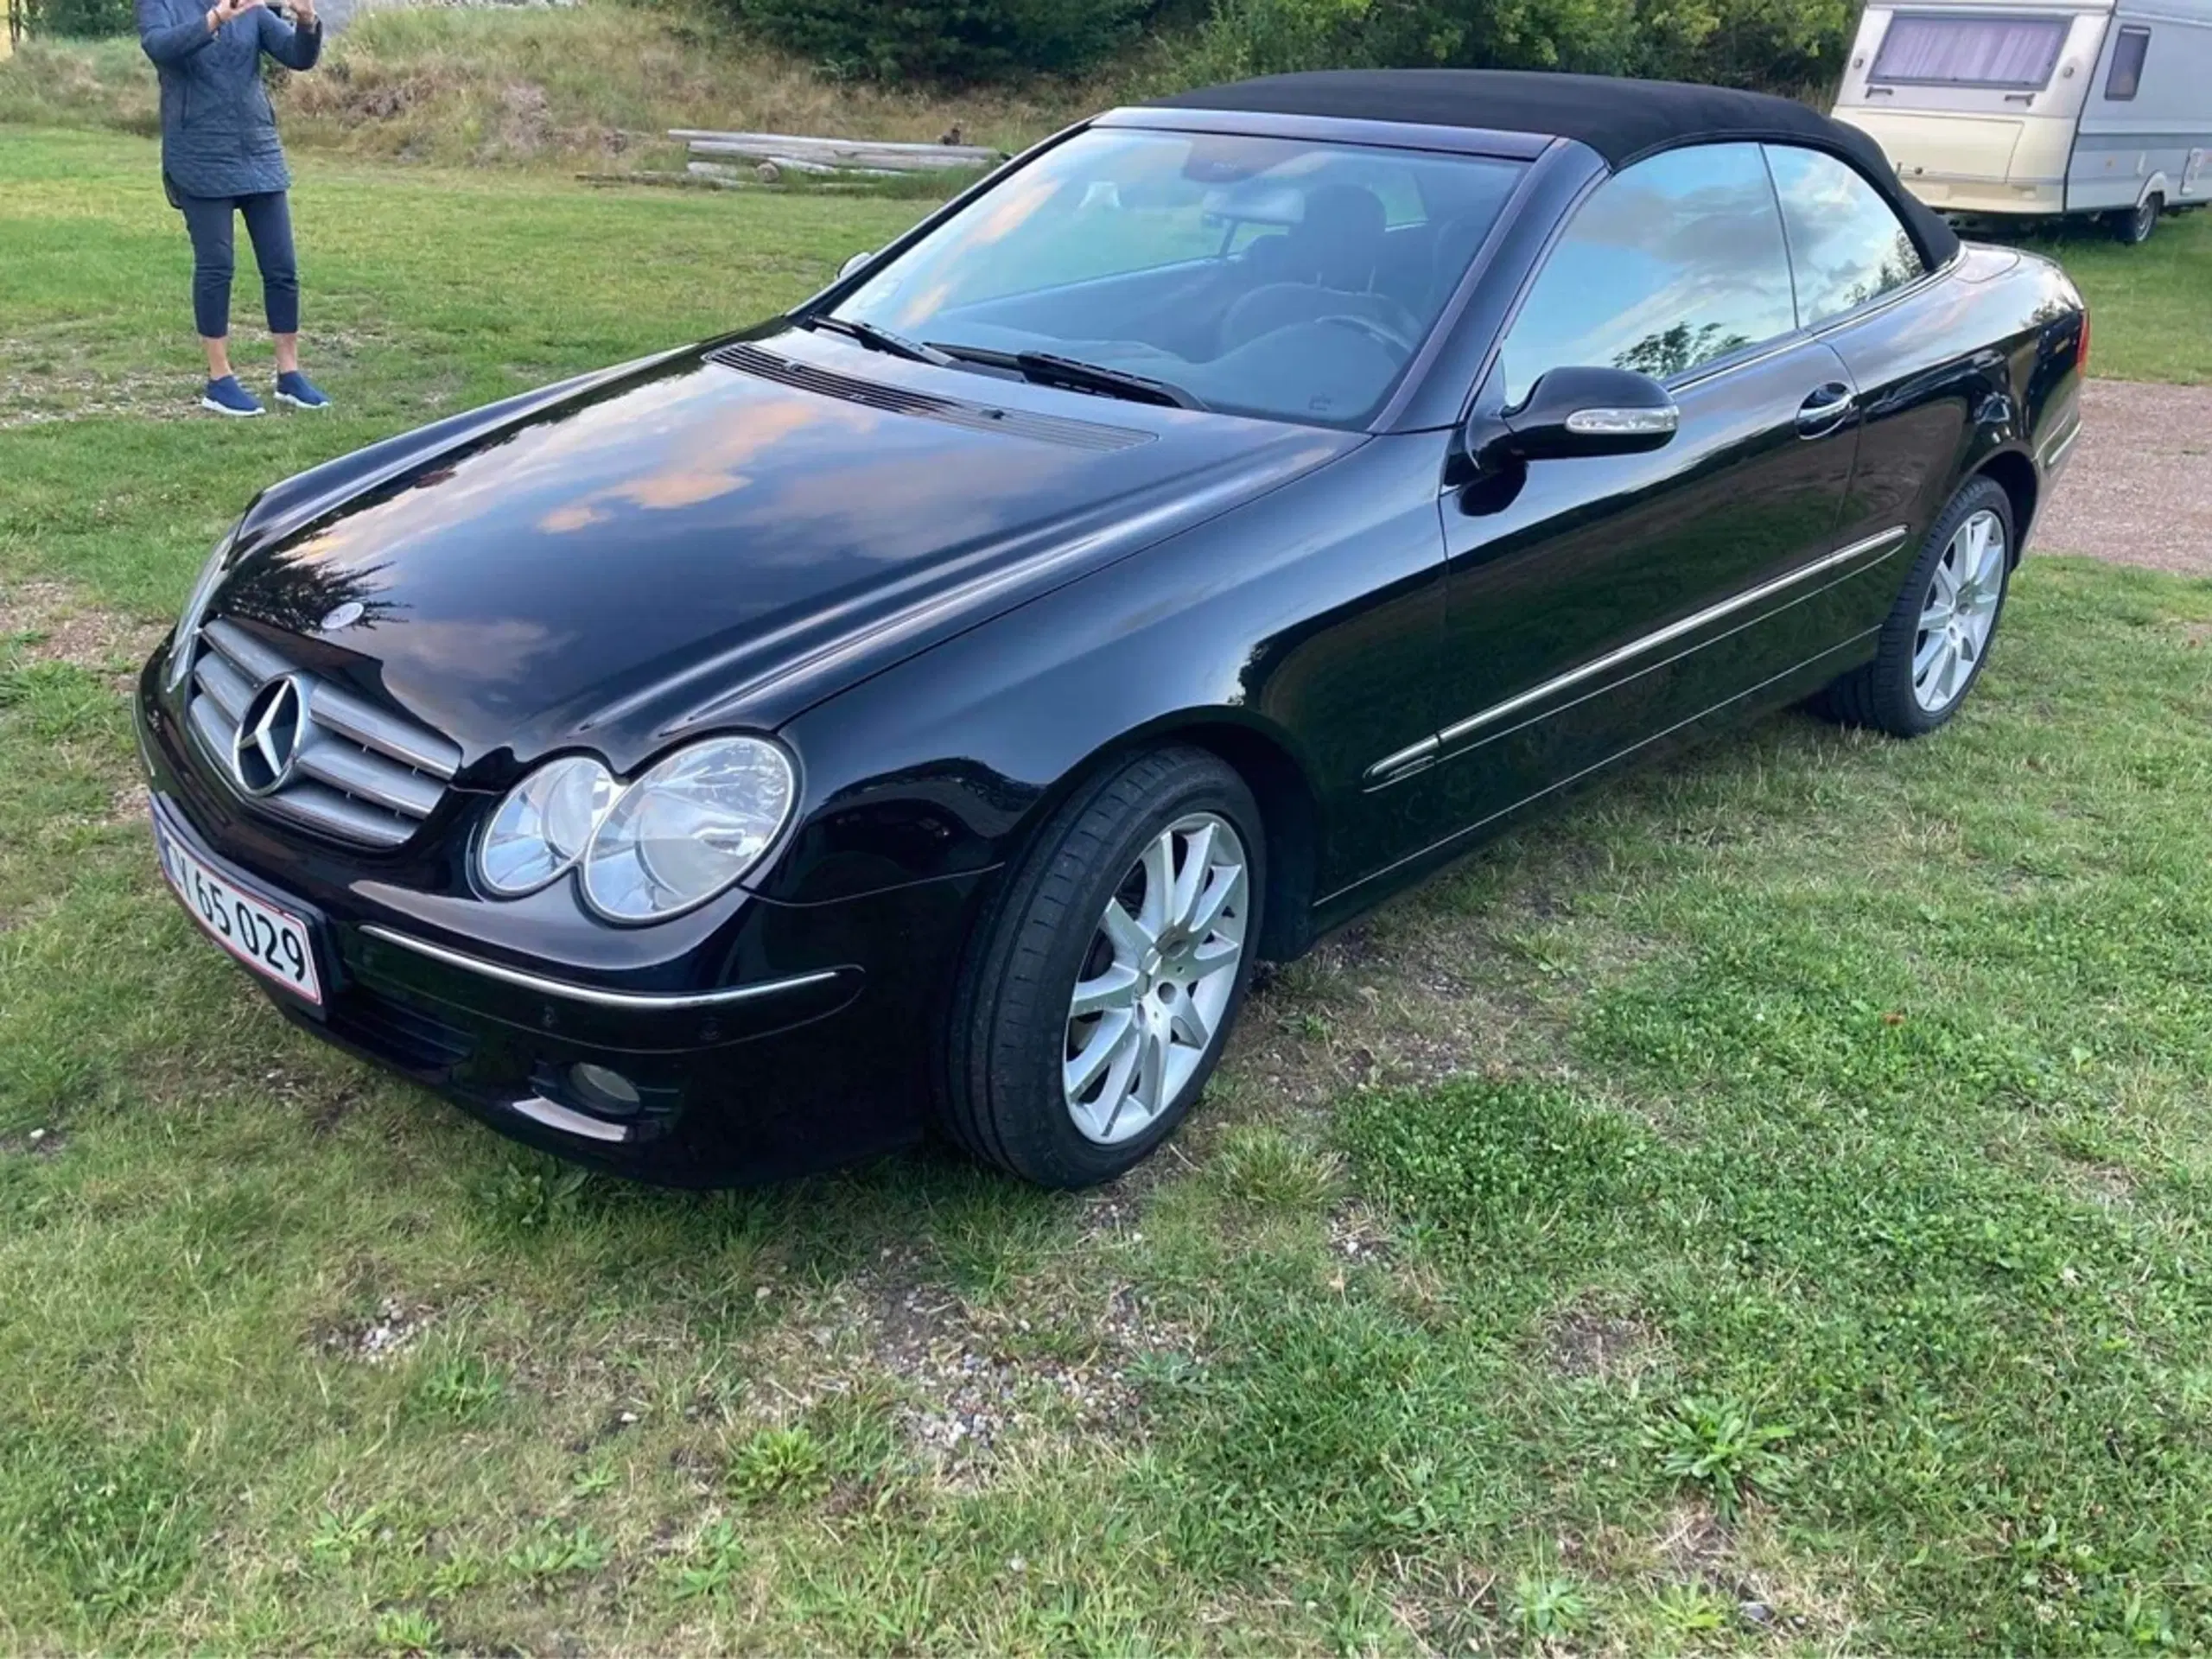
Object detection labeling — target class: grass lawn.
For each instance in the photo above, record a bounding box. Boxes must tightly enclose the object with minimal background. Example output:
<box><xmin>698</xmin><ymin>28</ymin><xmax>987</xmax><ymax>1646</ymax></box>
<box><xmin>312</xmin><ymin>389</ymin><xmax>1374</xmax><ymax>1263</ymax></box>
<box><xmin>2012</xmin><ymin>207</ymin><xmax>2212</xmax><ymax>385</ymax></box>
<box><xmin>4</xmin><ymin>127</ymin><xmax>2212</xmax><ymax>1653</ymax></box>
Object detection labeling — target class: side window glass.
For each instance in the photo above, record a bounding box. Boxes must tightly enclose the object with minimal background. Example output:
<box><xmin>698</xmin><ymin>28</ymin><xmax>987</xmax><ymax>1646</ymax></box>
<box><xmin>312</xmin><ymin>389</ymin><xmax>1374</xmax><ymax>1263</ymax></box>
<box><xmin>1764</xmin><ymin>146</ymin><xmax>1927</xmax><ymax>327</ymax></box>
<box><xmin>1496</xmin><ymin>143</ymin><xmax>1796</xmax><ymax>406</ymax></box>
<box><xmin>2106</xmin><ymin>27</ymin><xmax>2150</xmax><ymax>100</ymax></box>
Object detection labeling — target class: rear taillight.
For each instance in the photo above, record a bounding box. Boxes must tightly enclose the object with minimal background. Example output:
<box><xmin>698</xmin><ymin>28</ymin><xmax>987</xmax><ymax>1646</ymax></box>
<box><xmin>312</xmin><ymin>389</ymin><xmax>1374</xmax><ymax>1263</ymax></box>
<box><xmin>2076</xmin><ymin>308</ymin><xmax>2092</xmax><ymax>373</ymax></box>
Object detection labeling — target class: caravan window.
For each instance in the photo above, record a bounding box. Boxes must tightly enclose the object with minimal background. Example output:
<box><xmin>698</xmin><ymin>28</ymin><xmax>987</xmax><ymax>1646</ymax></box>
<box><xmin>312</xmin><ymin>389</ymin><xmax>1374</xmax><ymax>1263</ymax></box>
<box><xmin>2106</xmin><ymin>27</ymin><xmax>2150</xmax><ymax>99</ymax></box>
<box><xmin>1870</xmin><ymin>12</ymin><xmax>2070</xmax><ymax>89</ymax></box>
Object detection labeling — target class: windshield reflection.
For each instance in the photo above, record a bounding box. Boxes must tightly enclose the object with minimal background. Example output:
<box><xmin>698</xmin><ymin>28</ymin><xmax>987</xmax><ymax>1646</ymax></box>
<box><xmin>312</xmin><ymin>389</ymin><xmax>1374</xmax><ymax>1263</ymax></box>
<box><xmin>834</xmin><ymin>129</ymin><xmax>1525</xmax><ymax>428</ymax></box>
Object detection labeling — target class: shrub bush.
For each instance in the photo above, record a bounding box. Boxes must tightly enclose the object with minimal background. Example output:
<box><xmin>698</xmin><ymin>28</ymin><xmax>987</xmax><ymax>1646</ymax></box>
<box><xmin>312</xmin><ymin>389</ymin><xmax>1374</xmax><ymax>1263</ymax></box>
<box><xmin>23</xmin><ymin>0</ymin><xmax>133</xmax><ymax>40</ymax></box>
<box><xmin>1173</xmin><ymin>0</ymin><xmax>1855</xmax><ymax>94</ymax></box>
<box><xmin>734</xmin><ymin>0</ymin><xmax>1156</xmax><ymax>84</ymax></box>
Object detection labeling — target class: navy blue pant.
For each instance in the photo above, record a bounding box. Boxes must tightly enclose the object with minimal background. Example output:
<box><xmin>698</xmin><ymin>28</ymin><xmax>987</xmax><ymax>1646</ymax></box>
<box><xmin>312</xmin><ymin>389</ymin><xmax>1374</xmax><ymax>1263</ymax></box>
<box><xmin>179</xmin><ymin>190</ymin><xmax>298</xmax><ymax>340</ymax></box>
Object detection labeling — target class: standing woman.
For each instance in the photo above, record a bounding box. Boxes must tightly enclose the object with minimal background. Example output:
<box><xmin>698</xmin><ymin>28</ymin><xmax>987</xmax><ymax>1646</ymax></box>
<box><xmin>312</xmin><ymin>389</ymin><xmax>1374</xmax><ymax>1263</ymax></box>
<box><xmin>137</xmin><ymin>0</ymin><xmax>331</xmax><ymax>416</ymax></box>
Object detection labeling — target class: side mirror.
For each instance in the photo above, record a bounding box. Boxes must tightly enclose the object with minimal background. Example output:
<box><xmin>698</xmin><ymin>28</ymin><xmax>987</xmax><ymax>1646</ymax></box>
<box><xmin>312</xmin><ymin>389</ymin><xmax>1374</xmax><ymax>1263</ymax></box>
<box><xmin>838</xmin><ymin>251</ymin><xmax>876</xmax><ymax>281</ymax></box>
<box><xmin>1466</xmin><ymin>366</ymin><xmax>1679</xmax><ymax>472</ymax></box>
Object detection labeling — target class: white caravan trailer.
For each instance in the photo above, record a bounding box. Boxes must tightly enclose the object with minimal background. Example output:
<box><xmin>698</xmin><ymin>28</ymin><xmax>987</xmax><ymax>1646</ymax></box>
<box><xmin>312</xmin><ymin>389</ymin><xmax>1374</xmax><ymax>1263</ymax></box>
<box><xmin>1834</xmin><ymin>0</ymin><xmax>2212</xmax><ymax>240</ymax></box>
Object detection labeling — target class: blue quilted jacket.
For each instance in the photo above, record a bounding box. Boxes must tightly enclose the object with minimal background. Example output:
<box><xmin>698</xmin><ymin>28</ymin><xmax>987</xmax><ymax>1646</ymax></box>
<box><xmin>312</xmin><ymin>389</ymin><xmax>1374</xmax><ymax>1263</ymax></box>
<box><xmin>137</xmin><ymin>0</ymin><xmax>322</xmax><ymax>200</ymax></box>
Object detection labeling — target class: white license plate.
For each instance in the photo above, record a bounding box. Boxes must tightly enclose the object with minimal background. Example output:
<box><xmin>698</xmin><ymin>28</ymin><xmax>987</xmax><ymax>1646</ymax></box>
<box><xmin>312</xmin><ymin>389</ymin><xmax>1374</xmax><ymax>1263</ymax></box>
<box><xmin>154</xmin><ymin>817</ymin><xmax>324</xmax><ymax>1006</ymax></box>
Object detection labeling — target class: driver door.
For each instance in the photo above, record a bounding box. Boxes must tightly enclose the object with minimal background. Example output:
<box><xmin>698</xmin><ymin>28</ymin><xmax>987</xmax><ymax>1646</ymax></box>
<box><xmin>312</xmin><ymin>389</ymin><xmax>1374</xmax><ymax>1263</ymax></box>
<box><xmin>1423</xmin><ymin>143</ymin><xmax>1862</xmax><ymax>835</ymax></box>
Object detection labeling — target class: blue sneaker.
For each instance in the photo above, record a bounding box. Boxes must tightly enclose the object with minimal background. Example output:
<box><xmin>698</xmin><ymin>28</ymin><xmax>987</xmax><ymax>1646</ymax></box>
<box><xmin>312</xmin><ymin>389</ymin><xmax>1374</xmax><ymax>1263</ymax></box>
<box><xmin>200</xmin><ymin>375</ymin><xmax>264</xmax><ymax>417</ymax></box>
<box><xmin>274</xmin><ymin>371</ymin><xmax>331</xmax><ymax>410</ymax></box>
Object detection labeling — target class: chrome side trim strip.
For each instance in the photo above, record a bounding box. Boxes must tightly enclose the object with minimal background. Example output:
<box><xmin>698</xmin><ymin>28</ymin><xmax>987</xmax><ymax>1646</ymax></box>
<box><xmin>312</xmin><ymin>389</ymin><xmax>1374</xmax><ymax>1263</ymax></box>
<box><xmin>2039</xmin><ymin>417</ymin><xmax>2082</xmax><ymax>471</ymax></box>
<box><xmin>1399</xmin><ymin>525</ymin><xmax>1911</xmax><ymax>763</ymax></box>
<box><xmin>359</xmin><ymin>925</ymin><xmax>842</xmax><ymax>1011</ymax></box>
<box><xmin>1334</xmin><ymin>628</ymin><xmax>1879</xmax><ymax>904</ymax></box>
<box><xmin>1364</xmin><ymin>734</ymin><xmax>1442</xmax><ymax>786</ymax></box>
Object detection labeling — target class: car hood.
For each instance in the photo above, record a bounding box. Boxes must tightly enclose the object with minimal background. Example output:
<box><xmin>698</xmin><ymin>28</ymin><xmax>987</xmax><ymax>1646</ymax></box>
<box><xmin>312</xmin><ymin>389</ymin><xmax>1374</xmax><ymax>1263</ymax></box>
<box><xmin>210</xmin><ymin>330</ymin><xmax>1357</xmax><ymax>777</ymax></box>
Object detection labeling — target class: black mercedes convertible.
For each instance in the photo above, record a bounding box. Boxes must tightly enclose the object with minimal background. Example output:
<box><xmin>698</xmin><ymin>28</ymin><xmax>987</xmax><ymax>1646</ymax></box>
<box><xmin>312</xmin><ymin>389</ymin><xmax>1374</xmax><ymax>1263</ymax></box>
<box><xmin>137</xmin><ymin>71</ymin><xmax>2088</xmax><ymax>1187</ymax></box>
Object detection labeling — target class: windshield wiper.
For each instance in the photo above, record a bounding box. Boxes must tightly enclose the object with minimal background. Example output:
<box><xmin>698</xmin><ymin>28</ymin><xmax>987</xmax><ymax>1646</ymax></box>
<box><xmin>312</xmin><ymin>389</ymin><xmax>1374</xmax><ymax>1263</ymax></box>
<box><xmin>929</xmin><ymin>343</ymin><xmax>1205</xmax><ymax>411</ymax></box>
<box><xmin>1014</xmin><ymin>352</ymin><xmax>1207</xmax><ymax>411</ymax></box>
<box><xmin>796</xmin><ymin>314</ymin><xmax>952</xmax><ymax>366</ymax></box>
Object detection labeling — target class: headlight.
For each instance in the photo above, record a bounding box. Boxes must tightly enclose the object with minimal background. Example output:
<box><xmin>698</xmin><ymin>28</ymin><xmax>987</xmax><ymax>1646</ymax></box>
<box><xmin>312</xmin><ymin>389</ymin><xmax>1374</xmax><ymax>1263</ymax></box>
<box><xmin>479</xmin><ymin>755</ymin><xmax>619</xmax><ymax>897</ymax></box>
<box><xmin>164</xmin><ymin>518</ymin><xmax>244</xmax><ymax>693</ymax></box>
<box><xmin>581</xmin><ymin>737</ymin><xmax>797</xmax><ymax>923</ymax></box>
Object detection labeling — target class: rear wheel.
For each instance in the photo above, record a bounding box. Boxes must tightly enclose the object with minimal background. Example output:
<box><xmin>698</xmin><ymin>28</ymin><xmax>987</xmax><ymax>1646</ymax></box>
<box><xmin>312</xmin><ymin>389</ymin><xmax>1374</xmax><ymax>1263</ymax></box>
<box><xmin>943</xmin><ymin>747</ymin><xmax>1263</xmax><ymax>1187</ymax></box>
<box><xmin>2110</xmin><ymin>192</ymin><xmax>2163</xmax><ymax>245</ymax></box>
<box><xmin>1812</xmin><ymin>477</ymin><xmax>2013</xmax><ymax>738</ymax></box>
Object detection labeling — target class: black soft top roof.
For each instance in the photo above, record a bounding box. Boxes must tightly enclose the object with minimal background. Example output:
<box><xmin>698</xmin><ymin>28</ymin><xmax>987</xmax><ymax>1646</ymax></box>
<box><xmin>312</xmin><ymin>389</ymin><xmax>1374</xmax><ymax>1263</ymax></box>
<box><xmin>1153</xmin><ymin>69</ymin><xmax>1960</xmax><ymax>267</ymax></box>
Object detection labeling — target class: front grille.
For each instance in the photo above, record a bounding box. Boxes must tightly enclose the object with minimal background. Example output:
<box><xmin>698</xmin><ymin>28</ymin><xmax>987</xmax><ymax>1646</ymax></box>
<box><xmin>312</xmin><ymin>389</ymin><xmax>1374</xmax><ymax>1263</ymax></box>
<box><xmin>708</xmin><ymin>342</ymin><xmax>1154</xmax><ymax>452</ymax></box>
<box><xmin>182</xmin><ymin>617</ymin><xmax>462</xmax><ymax>849</ymax></box>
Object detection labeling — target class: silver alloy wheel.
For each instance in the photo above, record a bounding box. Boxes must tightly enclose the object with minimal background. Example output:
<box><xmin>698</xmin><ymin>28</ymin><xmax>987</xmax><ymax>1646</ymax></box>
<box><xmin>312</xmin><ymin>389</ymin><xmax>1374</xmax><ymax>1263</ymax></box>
<box><xmin>1063</xmin><ymin>812</ymin><xmax>1249</xmax><ymax>1146</ymax></box>
<box><xmin>1912</xmin><ymin>507</ymin><xmax>2006</xmax><ymax>714</ymax></box>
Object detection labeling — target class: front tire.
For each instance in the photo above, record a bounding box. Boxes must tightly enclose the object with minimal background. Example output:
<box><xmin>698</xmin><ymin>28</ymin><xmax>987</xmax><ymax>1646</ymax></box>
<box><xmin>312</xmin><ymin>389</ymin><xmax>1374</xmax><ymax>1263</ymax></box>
<box><xmin>1813</xmin><ymin>477</ymin><xmax>2014</xmax><ymax>738</ymax></box>
<box><xmin>943</xmin><ymin>747</ymin><xmax>1264</xmax><ymax>1187</ymax></box>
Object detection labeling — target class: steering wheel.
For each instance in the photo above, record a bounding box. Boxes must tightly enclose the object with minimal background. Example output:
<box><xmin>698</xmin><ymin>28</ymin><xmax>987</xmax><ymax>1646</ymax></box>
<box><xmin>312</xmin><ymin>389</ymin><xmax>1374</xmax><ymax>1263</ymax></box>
<box><xmin>1316</xmin><ymin>313</ymin><xmax>1418</xmax><ymax>355</ymax></box>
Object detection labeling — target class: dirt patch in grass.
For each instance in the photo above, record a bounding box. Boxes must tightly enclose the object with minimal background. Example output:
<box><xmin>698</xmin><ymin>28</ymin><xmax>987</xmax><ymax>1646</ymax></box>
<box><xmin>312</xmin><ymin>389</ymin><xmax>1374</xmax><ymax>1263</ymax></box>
<box><xmin>742</xmin><ymin>1252</ymin><xmax>1203</xmax><ymax>1484</ymax></box>
<box><xmin>2051</xmin><ymin>1152</ymin><xmax>2137</xmax><ymax>1207</ymax></box>
<box><xmin>1221</xmin><ymin>923</ymin><xmax>1558</xmax><ymax>1121</ymax></box>
<box><xmin>1075</xmin><ymin>1156</ymin><xmax>1178</xmax><ymax>1243</ymax></box>
<box><xmin>0</xmin><ymin>333</ymin><xmax>203</xmax><ymax>429</ymax></box>
<box><xmin>1577</xmin><ymin>1499</ymin><xmax>1861</xmax><ymax>1644</ymax></box>
<box><xmin>1541</xmin><ymin>1296</ymin><xmax>1667</xmax><ymax>1383</ymax></box>
<box><xmin>305</xmin><ymin>1078</ymin><xmax>370</xmax><ymax>1137</ymax></box>
<box><xmin>1372</xmin><ymin>1560</ymin><xmax>1503</xmax><ymax>1654</ymax></box>
<box><xmin>1325</xmin><ymin>1199</ymin><xmax>1394</xmax><ymax>1266</ymax></box>
<box><xmin>0</xmin><ymin>580</ymin><xmax>165</xmax><ymax>680</ymax></box>
<box><xmin>1653</xmin><ymin>1498</ymin><xmax>1739</xmax><ymax>1586</ymax></box>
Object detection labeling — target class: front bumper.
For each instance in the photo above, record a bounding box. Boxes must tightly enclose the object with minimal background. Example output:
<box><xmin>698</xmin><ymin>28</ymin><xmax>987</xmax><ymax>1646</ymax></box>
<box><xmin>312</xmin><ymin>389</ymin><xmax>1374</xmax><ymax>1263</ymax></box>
<box><xmin>138</xmin><ymin>677</ymin><xmax>991</xmax><ymax>1186</ymax></box>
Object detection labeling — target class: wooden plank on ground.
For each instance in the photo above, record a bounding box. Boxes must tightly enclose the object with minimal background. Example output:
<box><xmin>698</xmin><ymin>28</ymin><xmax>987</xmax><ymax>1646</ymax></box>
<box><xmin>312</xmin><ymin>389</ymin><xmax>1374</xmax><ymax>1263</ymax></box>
<box><xmin>674</xmin><ymin>134</ymin><xmax>999</xmax><ymax>172</ymax></box>
<box><xmin>670</xmin><ymin>128</ymin><xmax>1003</xmax><ymax>165</ymax></box>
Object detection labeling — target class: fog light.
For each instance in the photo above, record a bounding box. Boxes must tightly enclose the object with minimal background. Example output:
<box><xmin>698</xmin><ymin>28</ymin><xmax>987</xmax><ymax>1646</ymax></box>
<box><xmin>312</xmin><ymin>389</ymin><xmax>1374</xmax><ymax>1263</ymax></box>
<box><xmin>569</xmin><ymin>1062</ymin><xmax>643</xmax><ymax>1117</ymax></box>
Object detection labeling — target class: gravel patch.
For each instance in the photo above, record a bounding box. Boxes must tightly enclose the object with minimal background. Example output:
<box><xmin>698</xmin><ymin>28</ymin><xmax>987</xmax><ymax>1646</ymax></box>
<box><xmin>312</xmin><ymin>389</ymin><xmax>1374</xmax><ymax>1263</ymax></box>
<box><xmin>316</xmin><ymin>1294</ymin><xmax>439</xmax><ymax>1363</ymax></box>
<box><xmin>2034</xmin><ymin>378</ymin><xmax>2212</xmax><ymax>576</ymax></box>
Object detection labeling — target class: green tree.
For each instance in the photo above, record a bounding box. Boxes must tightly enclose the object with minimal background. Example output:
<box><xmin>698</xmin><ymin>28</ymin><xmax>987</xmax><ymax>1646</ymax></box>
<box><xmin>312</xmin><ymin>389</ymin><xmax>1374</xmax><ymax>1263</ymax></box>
<box><xmin>1175</xmin><ymin>0</ymin><xmax>1856</xmax><ymax>94</ymax></box>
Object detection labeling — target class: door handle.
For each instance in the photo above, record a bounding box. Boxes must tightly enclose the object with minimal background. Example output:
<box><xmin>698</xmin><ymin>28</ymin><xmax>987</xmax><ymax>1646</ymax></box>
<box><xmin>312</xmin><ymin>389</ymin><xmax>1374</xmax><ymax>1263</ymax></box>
<box><xmin>1796</xmin><ymin>382</ymin><xmax>1856</xmax><ymax>437</ymax></box>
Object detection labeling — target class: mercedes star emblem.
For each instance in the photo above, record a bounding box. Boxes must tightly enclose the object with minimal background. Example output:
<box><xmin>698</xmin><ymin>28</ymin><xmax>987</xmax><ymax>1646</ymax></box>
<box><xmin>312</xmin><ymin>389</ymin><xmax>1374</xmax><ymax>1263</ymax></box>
<box><xmin>232</xmin><ymin>675</ymin><xmax>310</xmax><ymax>797</ymax></box>
<box><xmin>320</xmin><ymin>601</ymin><xmax>366</xmax><ymax>632</ymax></box>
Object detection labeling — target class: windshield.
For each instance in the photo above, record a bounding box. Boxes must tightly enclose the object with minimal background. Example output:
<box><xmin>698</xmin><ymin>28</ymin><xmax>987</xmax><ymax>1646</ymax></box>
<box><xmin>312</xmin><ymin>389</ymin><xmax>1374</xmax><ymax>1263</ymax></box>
<box><xmin>1870</xmin><ymin>12</ymin><xmax>2070</xmax><ymax>88</ymax></box>
<box><xmin>830</xmin><ymin>128</ymin><xmax>1526</xmax><ymax>428</ymax></box>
